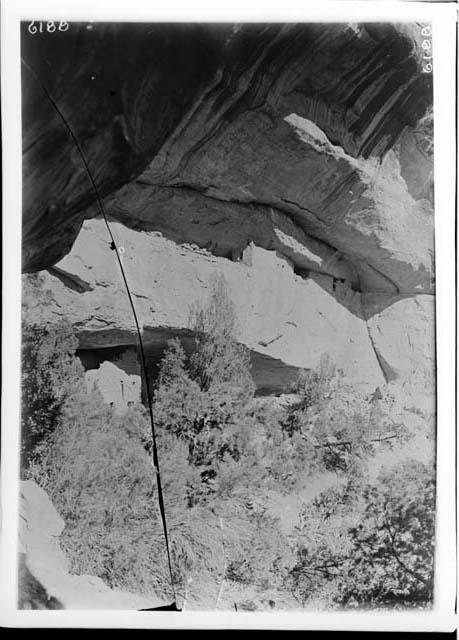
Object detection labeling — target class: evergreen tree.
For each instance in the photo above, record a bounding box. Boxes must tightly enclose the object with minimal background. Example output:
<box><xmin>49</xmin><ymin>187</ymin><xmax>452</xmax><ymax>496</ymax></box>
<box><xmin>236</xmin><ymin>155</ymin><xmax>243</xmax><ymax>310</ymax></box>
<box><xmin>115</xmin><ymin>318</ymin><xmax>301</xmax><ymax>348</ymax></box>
<box><xmin>154</xmin><ymin>275</ymin><xmax>255</xmax><ymax>480</ymax></box>
<box><xmin>21</xmin><ymin>321</ymin><xmax>84</xmax><ymax>470</ymax></box>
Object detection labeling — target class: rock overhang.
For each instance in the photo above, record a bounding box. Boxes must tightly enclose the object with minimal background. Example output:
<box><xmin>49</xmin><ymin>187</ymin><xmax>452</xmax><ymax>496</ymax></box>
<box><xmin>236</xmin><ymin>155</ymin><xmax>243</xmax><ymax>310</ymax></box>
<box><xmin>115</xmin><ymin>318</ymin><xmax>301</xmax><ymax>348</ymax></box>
<box><xmin>20</xmin><ymin>22</ymin><xmax>434</xmax><ymax>397</ymax></box>
<box><xmin>22</xmin><ymin>22</ymin><xmax>432</xmax><ymax>272</ymax></box>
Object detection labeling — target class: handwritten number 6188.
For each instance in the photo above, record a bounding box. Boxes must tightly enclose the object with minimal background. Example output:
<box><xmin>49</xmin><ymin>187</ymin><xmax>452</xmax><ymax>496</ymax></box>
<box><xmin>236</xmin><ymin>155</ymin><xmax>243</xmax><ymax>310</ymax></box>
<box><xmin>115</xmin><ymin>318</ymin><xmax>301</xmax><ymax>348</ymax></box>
<box><xmin>28</xmin><ymin>21</ymin><xmax>69</xmax><ymax>34</ymax></box>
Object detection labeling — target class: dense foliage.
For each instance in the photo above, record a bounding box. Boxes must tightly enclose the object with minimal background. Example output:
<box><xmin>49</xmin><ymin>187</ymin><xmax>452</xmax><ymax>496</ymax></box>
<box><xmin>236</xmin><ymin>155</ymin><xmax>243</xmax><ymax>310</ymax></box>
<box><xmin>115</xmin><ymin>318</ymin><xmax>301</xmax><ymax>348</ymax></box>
<box><xmin>21</xmin><ymin>321</ymin><xmax>84</xmax><ymax>470</ymax></box>
<box><xmin>22</xmin><ymin>277</ymin><xmax>435</xmax><ymax>610</ymax></box>
<box><xmin>287</xmin><ymin>461</ymin><xmax>435</xmax><ymax>609</ymax></box>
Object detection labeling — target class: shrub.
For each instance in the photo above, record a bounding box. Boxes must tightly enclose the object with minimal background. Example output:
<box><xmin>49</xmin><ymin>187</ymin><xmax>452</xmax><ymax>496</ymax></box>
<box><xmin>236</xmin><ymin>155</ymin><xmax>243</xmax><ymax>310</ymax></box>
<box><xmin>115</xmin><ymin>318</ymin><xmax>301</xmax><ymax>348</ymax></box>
<box><xmin>188</xmin><ymin>274</ymin><xmax>255</xmax><ymax>404</ymax></box>
<box><xmin>30</xmin><ymin>393</ymin><xmax>204</xmax><ymax>599</ymax></box>
<box><xmin>24</xmin><ymin>283</ymin><xmax>430</xmax><ymax>609</ymax></box>
<box><xmin>154</xmin><ymin>276</ymin><xmax>256</xmax><ymax>481</ymax></box>
<box><xmin>218</xmin><ymin>501</ymin><xmax>292</xmax><ymax>590</ymax></box>
<box><xmin>32</xmin><ymin>388</ymin><xmax>285</xmax><ymax>600</ymax></box>
<box><xmin>287</xmin><ymin>461</ymin><xmax>435</xmax><ymax>609</ymax></box>
<box><xmin>21</xmin><ymin>321</ymin><xmax>84</xmax><ymax>470</ymax></box>
<box><xmin>281</xmin><ymin>355</ymin><xmax>408</xmax><ymax>475</ymax></box>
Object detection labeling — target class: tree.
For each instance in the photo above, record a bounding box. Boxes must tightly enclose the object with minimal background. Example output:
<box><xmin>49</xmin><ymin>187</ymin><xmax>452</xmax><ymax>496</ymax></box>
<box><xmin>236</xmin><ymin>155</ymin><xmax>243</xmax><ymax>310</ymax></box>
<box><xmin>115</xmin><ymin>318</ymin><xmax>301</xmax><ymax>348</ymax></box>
<box><xmin>21</xmin><ymin>321</ymin><xmax>84</xmax><ymax>470</ymax></box>
<box><xmin>281</xmin><ymin>355</ymin><xmax>407</xmax><ymax>475</ymax></box>
<box><xmin>288</xmin><ymin>461</ymin><xmax>435</xmax><ymax>609</ymax></box>
<box><xmin>189</xmin><ymin>274</ymin><xmax>255</xmax><ymax>405</ymax></box>
<box><xmin>154</xmin><ymin>276</ymin><xmax>255</xmax><ymax>478</ymax></box>
<box><xmin>26</xmin><ymin>278</ymin><xmax>288</xmax><ymax>603</ymax></box>
<box><xmin>29</xmin><ymin>392</ymin><xmax>206</xmax><ymax>600</ymax></box>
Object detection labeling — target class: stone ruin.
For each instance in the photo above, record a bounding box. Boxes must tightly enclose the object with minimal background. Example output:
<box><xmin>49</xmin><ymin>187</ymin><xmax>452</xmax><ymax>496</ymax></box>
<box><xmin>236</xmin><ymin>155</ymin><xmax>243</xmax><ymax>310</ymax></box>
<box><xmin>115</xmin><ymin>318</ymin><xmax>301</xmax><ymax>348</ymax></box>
<box><xmin>84</xmin><ymin>360</ymin><xmax>141</xmax><ymax>414</ymax></box>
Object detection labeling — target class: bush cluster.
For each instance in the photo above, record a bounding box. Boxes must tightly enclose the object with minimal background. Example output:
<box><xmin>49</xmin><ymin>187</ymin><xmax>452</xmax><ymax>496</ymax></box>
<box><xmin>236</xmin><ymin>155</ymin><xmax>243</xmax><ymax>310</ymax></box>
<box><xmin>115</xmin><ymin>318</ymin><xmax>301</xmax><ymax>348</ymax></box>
<box><xmin>22</xmin><ymin>276</ymin><xmax>434</xmax><ymax>609</ymax></box>
<box><xmin>287</xmin><ymin>461</ymin><xmax>435</xmax><ymax>609</ymax></box>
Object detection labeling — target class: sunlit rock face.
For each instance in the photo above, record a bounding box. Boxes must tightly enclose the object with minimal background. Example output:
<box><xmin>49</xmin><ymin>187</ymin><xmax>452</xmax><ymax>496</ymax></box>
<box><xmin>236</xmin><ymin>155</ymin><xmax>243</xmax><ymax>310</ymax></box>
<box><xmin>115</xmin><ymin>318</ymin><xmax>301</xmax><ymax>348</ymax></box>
<box><xmin>23</xmin><ymin>217</ymin><xmax>435</xmax><ymax>395</ymax></box>
<box><xmin>362</xmin><ymin>293</ymin><xmax>435</xmax><ymax>386</ymax></box>
<box><xmin>23</xmin><ymin>220</ymin><xmax>387</xmax><ymax>393</ymax></box>
<box><xmin>21</xmin><ymin>22</ymin><xmax>434</xmax><ymax>396</ymax></box>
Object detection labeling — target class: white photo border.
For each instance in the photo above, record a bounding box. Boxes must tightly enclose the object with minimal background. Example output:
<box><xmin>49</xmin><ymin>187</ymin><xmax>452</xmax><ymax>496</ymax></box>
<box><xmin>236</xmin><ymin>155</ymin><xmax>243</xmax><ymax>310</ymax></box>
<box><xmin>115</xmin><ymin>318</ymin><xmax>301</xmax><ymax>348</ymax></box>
<box><xmin>1</xmin><ymin>0</ymin><xmax>457</xmax><ymax>630</ymax></box>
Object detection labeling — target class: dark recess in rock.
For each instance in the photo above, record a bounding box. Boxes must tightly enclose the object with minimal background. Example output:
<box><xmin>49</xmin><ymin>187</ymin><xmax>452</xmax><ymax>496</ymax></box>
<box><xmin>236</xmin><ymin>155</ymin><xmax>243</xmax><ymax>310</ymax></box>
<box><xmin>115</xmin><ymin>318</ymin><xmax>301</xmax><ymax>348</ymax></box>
<box><xmin>21</xmin><ymin>22</ymin><xmax>432</xmax><ymax>272</ymax></box>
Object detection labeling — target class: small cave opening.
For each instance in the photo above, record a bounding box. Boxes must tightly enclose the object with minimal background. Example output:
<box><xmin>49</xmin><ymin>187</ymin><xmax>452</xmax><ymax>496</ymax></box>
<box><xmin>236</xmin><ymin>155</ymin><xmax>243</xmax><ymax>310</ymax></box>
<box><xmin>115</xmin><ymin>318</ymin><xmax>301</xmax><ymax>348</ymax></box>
<box><xmin>214</xmin><ymin>246</ymin><xmax>238</xmax><ymax>262</ymax></box>
<box><xmin>293</xmin><ymin>265</ymin><xmax>310</xmax><ymax>279</ymax></box>
<box><xmin>212</xmin><ymin>243</ymin><xmax>251</xmax><ymax>264</ymax></box>
<box><xmin>76</xmin><ymin>328</ymin><xmax>302</xmax><ymax>407</ymax></box>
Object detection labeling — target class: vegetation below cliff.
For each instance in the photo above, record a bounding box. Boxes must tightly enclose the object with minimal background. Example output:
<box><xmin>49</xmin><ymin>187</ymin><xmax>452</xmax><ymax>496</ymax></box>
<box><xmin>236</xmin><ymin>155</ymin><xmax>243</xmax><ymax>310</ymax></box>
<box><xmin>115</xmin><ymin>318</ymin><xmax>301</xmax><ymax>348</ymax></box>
<box><xmin>21</xmin><ymin>279</ymin><xmax>435</xmax><ymax>610</ymax></box>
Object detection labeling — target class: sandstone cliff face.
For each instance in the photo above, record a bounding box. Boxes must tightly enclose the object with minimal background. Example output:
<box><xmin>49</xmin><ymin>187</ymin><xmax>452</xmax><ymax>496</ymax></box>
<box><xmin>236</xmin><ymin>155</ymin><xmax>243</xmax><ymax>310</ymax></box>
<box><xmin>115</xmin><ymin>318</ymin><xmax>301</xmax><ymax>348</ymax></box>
<box><xmin>21</xmin><ymin>22</ymin><xmax>434</xmax><ymax>395</ymax></box>
<box><xmin>24</xmin><ymin>219</ymin><xmax>387</xmax><ymax>393</ymax></box>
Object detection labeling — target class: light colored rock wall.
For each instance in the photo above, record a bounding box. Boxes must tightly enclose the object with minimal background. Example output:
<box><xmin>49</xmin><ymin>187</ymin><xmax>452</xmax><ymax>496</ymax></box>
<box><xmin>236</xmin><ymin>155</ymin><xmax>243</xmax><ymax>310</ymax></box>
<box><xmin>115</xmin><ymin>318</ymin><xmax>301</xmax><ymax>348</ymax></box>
<box><xmin>23</xmin><ymin>215</ymin><xmax>435</xmax><ymax>395</ymax></box>
<box><xmin>139</xmin><ymin>110</ymin><xmax>433</xmax><ymax>294</ymax></box>
<box><xmin>20</xmin><ymin>22</ymin><xmax>434</xmax><ymax>398</ymax></box>
<box><xmin>362</xmin><ymin>293</ymin><xmax>435</xmax><ymax>386</ymax></box>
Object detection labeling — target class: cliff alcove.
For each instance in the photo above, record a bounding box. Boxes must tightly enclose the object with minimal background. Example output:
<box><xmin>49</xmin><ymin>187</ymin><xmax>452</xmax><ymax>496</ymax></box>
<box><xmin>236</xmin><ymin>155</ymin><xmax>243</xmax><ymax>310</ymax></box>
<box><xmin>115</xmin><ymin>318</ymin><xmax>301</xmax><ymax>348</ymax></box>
<box><xmin>18</xmin><ymin>20</ymin><xmax>438</xmax><ymax>612</ymax></box>
<box><xmin>22</xmin><ymin>21</ymin><xmax>434</xmax><ymax>400</ymax></box>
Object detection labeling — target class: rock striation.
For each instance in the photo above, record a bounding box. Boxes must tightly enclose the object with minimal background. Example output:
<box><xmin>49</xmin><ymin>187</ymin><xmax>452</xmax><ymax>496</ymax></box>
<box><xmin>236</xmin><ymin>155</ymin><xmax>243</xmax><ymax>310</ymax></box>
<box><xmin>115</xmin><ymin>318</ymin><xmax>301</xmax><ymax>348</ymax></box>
<box><xmin>21</xmin><ymin>22</ymin><xmax>435</xmax><ymax>396</ymax></box>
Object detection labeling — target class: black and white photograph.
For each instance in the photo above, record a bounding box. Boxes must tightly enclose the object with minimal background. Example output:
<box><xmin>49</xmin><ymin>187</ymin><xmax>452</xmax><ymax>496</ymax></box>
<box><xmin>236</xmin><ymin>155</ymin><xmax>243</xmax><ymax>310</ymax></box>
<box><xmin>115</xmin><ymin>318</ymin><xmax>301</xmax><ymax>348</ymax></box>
<box><xmin>1</xmin><ymin>0</ymin><xmax>456</xmax><ymax>630</ymax></box>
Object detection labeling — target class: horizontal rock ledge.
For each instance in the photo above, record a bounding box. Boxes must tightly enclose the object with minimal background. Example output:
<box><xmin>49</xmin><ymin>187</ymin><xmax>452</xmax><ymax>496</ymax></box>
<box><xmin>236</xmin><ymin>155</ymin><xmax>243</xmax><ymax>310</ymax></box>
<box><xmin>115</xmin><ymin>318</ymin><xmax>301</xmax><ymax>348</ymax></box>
<box><xmin>23</xmin><ymin>218</ymin><xmax>436</xmax><ymax>395</ymax></box>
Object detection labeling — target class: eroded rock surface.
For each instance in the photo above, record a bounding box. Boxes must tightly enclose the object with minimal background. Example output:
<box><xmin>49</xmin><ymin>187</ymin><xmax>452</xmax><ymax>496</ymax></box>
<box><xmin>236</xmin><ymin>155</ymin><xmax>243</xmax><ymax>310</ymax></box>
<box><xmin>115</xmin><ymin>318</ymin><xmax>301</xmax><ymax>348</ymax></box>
<box><xmin>21</xmin><ymin>22</ymin><xmax>435</xmax><ymax>396</ymax></box>
<box><xmin>24</xmin><ymin>219</ymin><xmax>389</xmax><ymax>393</ymax></box>
<box><xmin>19</xmin><ymin>24</ymin><xmax>436</xmax><ymax>609</ymax></box>
<box><xmin>363</xmin><ymin>293</ymin><xmax>435</xmax><ymax>385</ymax></box>
<box><xmin>22</xmin><ymin>22</ymin><xmax>432</xmax><ymax>272</ymax></box>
